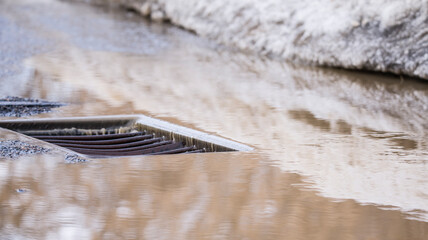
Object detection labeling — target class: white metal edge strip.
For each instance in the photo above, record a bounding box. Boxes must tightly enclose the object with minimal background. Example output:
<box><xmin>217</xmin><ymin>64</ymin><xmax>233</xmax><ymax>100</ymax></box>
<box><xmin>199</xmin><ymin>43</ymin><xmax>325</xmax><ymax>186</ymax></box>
<box><xmin>135</xmin><ymin>115</ymin><xmax>253</xmax><ymax>152</ymax></box>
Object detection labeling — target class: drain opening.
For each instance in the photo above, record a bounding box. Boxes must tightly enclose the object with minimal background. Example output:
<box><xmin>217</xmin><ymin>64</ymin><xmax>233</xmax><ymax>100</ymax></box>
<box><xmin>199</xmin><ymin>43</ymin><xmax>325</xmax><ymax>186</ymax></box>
<box><xmin>26</xmin><ymin>131</ymin><xmax>198</xmax><ymax>156</ymax></box>
<box><xmin>0</xmin><ymin>115</ymin><xmax>252</xmax><ymax>157</ymax></box>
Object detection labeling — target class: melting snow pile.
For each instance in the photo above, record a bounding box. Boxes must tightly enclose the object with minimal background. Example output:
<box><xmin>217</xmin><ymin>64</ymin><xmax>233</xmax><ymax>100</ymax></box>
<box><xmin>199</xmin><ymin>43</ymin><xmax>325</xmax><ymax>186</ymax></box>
<box><xmin>109</xmin><ymin>0</ymin><xmax>428</xmax><ymax>79</ymax></box>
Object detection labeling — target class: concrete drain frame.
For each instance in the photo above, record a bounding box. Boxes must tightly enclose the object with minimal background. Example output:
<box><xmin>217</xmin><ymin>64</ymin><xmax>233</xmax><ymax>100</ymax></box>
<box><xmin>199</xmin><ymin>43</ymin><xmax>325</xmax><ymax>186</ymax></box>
<box><xmin>0</xmin><ymin>115</ymin><xmax>252</xmax><ymax>158</ymax></box>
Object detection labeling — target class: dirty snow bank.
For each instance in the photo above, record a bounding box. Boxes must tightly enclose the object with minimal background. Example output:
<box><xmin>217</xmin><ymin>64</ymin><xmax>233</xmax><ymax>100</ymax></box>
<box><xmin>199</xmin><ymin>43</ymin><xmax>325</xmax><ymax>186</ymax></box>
<box><xmin>99</xmin><ymin>0</ymin><xmax>428</xmax><ymax>79</ymax></box>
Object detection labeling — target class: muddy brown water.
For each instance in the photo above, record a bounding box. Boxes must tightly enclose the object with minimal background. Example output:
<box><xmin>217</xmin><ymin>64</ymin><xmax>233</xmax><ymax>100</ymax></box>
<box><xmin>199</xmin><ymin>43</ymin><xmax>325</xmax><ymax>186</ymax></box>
<box><xmin>1</xmin><ymin>0</ymin><xmax>428</xmax><ymax>239</ymax></box>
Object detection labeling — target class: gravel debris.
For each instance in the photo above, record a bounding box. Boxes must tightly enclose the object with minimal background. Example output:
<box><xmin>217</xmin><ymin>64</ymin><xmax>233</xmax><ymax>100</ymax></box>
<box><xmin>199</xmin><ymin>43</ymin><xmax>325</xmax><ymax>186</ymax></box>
<box><xmin>0</xmin><ymin>140</ymin><xmax>51</xmax><ymax>158</ymax></box>
<box><xmin>0</xmin><ymin>96</ymin><xmax>65</xmax><ymax>117</ymax></box>
<box><xmin>65</xmin><ymin>153</ymin><xmax>87</xmax><ymax>163</ymax></box>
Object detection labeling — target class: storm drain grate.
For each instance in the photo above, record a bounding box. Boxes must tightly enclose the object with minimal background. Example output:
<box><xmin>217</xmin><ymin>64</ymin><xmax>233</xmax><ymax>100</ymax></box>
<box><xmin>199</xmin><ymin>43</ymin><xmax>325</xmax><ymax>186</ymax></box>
<box><xmin>0</xmin><ymin>115</ymin><xmax>252</xmax><ymax>158</ymax></box>
<box><xmin>26</xmin><ymin>131</ymin><xmax>201</xmax><ymax>157</ymax></box>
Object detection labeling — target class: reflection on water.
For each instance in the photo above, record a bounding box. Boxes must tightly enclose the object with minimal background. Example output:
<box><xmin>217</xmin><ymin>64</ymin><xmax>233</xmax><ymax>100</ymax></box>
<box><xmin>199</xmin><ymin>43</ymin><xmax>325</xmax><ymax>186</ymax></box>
<box><xmin>2</xmin><ymin>153</ymin><xmax>428</xmax><ymax>239</ymax></box>
<box><xmin>20</xmin><ymin>44</ymin><xmax>428</xmax><ymax>220</ymax></box>
<box><xmin>1</xmin><ymin>0</ymin><xmax>428</xmax><ymax>239</ymax></box>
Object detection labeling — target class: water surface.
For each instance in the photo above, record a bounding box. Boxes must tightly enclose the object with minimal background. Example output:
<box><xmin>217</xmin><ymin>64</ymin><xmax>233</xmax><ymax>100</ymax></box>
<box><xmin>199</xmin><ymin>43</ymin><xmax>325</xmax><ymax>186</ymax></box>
<box><xmin>1</xmin><ymin>0</ymin><xmax>428</xmax><ymax>239</ymax></box>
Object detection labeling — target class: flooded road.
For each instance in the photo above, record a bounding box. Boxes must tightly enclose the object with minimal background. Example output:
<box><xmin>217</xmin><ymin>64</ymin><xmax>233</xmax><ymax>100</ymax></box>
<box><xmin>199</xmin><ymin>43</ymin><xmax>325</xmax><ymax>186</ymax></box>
<box><xmin>1</xmin><ymin>0</ymin><xmax>428</xmax><ymax>239</ymax></box>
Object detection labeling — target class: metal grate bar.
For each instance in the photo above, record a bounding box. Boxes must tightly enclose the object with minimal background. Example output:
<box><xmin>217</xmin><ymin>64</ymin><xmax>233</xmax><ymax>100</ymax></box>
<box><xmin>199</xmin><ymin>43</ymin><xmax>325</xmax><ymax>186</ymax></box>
<box><xmin>65</xmin><ymin>140</ymin><xmax>173</xmax><ymax>153</ymax></box>
<box><xmin>29</xmin><ymin>132</ymin><xmax>143</xmax><ymax>140</ymax></box>
<box><xmin>149</xmin><ymin>146</ymin><xmax>196</xmax><ymax>155</ymax></box>
<box><xmin>70</xmin><ymin>142</ymin><xmax>185</xmax><ymax>156</ymax></box>
<box><xmin>40</xmin><ymin>134</ymin><xmax>154</xmax><ymax>145</ymax></box>
<box><xmin>186</xmin><ymin>149</ymin><xmax>206</xmax><ymax>153</ymax></box>
<box><xmin>51</xmin><ymin>137</ymin><xmax>163</xmax><ymax>150</ymax></box>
